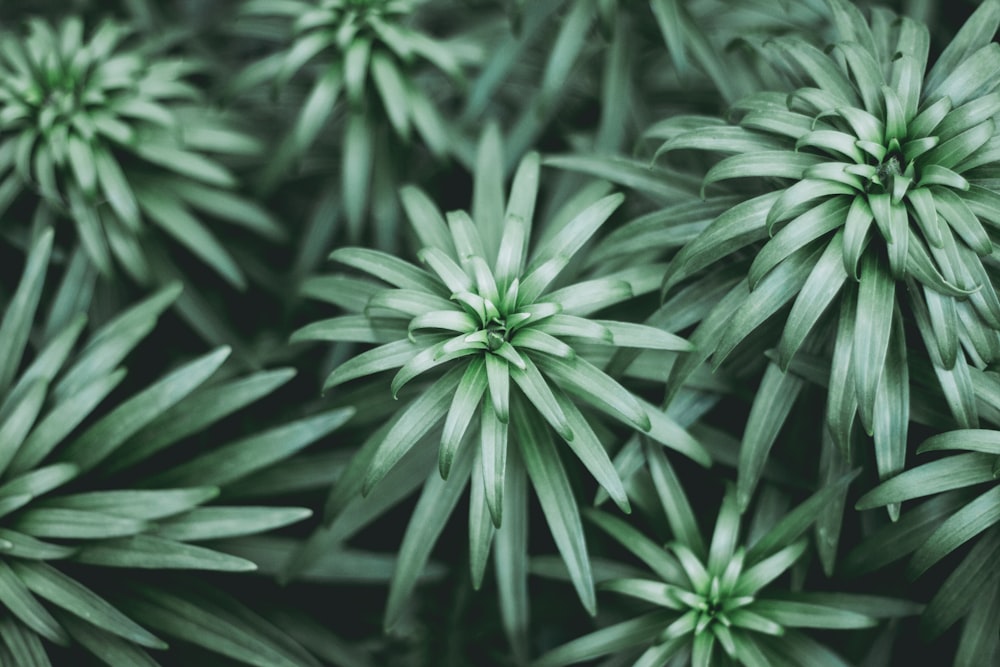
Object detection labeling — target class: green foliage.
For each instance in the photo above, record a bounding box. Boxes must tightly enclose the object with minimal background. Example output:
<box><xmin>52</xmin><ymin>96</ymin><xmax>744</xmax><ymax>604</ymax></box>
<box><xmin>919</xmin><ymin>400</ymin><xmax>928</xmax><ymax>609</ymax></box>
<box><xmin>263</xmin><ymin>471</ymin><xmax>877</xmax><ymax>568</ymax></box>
<box><xmin>1</xmin><ymin>0</ymin><xmax>998</xmax><ymax>665</ymax></box>
<box><xmin>0</xmin><ymin>230</ymin><xmax>352</xmax><ymax>665</ymax></box>
<box><xmin>0</xmin><ymin>16</ymin><xmax>280</xmax><ymax>287</ymax></box>
<box><xmin>292</xmin><ymin>130</ymin><xmax>709</xmax><ymax>637</ymax></box>
<box><xmin>236</xmin><ymin>0</ymin><xmax>466</xmax><ymax>238</ymax></box>
<box><xmin>646</xmin><ymin>0</ymin><xmax>1000</xmax><ymax>501</ymax></box>
<box><xmin>536</xmin><ymin>453</ymin><xmax>917</xmax><ymax>667</ymax></box>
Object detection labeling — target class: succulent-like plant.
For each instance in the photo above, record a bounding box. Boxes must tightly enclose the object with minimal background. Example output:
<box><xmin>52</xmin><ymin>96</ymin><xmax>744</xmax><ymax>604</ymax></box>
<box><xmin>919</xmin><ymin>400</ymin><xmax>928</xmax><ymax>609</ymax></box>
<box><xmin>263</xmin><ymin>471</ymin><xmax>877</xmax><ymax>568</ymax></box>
<box><xmin>851</xmin><ymin>368</ymin><xmax>1000</xmax><ymax>666</ymax></box>
<box><xmin>0</xmin><ymin>230</ymin><xmax>353</xmax><ymax>665</ymax></box>
<box><xmin>291</xmin><ymin>130</ymin><xmax>710</xmax><ymax>651</ymax></box>
<box><xmin>0</xmin><ymin>16</ymin><xmax>281</xmax><ymax>288</ymax></box>
<box><xmin>643</xmin><ymin>0</ymin><xmax>1000</xmax><ymax>507</ymax></box>
<box><xmin>236</xmin><ymin>0</ymin><xmax>464</xmax><ymax>236</ymax></box>
<box><xmin>535</xmin><ymin>443</ymin><xmax>917</xmax><ymax>667</ymax></box>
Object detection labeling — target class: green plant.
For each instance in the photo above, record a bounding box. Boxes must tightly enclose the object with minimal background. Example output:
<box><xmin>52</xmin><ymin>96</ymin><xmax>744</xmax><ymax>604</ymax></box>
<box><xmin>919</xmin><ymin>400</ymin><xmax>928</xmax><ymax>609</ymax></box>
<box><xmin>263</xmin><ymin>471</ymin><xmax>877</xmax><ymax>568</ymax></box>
<box><xmin>535</xmin><ymin>445</ymin><xmax>917</xmax><ymax>667</ymax></box>
<box><xmin>851</xmin><ymin>368</ymin><xmax>1000</xmax><ymax>667</ymax></box>
<box><xmin>290</xmin><ymin>128</ymin><xmax>711</xmax><ymax>652</ymax></box>
<box><xmin>0</xmin><ymin>230</ymin><xmax>353</xmax><ymax>665</ymax></box>
<box><xmin>0</xmin><ymin>17</ymin><xmax>281</xmax><ymax>286</ymax></box>
<box><xmin>640</xmin><ymin>0</ymin><xmax>1000</xmax><ymax>508</ymax></box>
<box><xmin>235</xmin><ymin>0</ymin><xmax>465</xmax><ymax>238</ymax></box>
<box><xmin>2</xmin><ymin>1</ymin><xmax>999</xmax><ymax>665</ymax></box>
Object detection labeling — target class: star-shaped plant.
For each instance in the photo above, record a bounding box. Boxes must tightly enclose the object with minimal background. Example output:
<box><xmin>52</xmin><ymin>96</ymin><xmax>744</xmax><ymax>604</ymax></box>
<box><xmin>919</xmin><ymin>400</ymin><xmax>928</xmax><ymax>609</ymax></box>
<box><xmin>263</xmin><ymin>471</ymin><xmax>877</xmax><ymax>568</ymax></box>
<box><xmin>292</xmin><ymin>135</ymin><xmax>710</xmax><ymax>634</ymax></box>
<box><xmin>647</xmin><ymin>0</ymin><xmax>1000</xmax><ymax>505</ymax></box>
<box><xmin>0</xmin><ymin>16</ymin><xmax>280</xmax><ymax>289</ymax></box>
<box><xmin>535</xmin><ymin>443</ymin><xmax>917</xmax><ymax>667</ymax></box>
<box><xmin>237</xmin><ymin>0</ymin><xmax>464</xmax><ymax>235</ymax></box>
<box><xmin>851</xmin><ymin>367</ymin><xmax>1000</xmax><ymax>666</ymax></box>
<box><xmin>0</xmin><ymin>230</ymin><xmax>353</xmax><ymax>665</ymax></box>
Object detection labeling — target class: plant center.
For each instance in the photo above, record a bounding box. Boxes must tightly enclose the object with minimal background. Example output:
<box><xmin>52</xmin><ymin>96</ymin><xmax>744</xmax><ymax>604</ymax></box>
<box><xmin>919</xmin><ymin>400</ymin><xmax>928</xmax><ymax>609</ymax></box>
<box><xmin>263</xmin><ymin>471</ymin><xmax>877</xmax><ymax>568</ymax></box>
<box><xmin>876</xmin><ymin>148</ymin><xmax>905</xmax><ymax>183</ymax></box>
<box><xmin>486</xmin><ymin>318</ymin><xmax>509</xmax><ymax>352</ymax></box>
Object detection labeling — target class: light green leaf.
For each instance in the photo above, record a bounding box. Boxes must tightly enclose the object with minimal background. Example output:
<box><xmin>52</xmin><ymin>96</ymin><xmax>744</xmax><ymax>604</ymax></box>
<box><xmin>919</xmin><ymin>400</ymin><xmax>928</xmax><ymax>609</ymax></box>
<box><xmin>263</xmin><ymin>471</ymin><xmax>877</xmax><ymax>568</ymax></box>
<box><xmin>14</xmin><ymin>508</ymin><xmax>147</xmax><ymax>539</ymax></box>
<box><xmin>58</xmin><ymin>347</ymin><xmax>230</xmax><ymax>473</ymax></box>
<box><xmin>533</xmin><ymin>611</ymin><xmax>674</xmax><ymax>667</ymax></box>
<box><xmin>480</xmin><ymin>399</ymin><xmax>508</xmax><ymax>527</ymax></box>
<box><xmin>751</xmin><ymin>600</ymin><xmax>876</xmax><ymax>629</ymax></box>
<box><xmin>778</xmin><ymin>231</ymin><xmax>848</xmax><ymax>369</ymax></box>
<box><xmin>440</xmin><ymin>357</ymin><xmax>487</xmax><ymax>479</ymax></box>
<box><xmin>472</xmin><ymin>123</ymin><xmax>505</xmax><ymax>261</ymax></box>
<box><xmin>14</xmin><ymin>562</ymin><xmax>165</xmax><ymax>649</ymax></box>
<box><xmin>509</xmin><ymin>355</ymin><xmax>573</xmax><ymax>442</ymax></box>
<box><xmin>66</xmin><ymin>134</ymin><xmax>97</xmax><ymax>195</ymax></box>
<box><xmin>401</xmin><ymin>185</ymin><xmax>454</xmax><ymax>256</ymax></box>
<box><xmin>0</xmin><ymin>560</ymin><xmax>67</xmax><ymax>646</ymax></box>
<box><xmin>468</xmin><ymin>447</ymin><xmax>496</xmax><ymax>589</ymax></box>
<box><xmin>923</xmin><ymin>119</ymin><xmax>994</xmax><ymax>171</ymax></box>
<box><xmin>766</xmin><ymin>180</ymin><xmax>854</xmax><ymax>229</ymax></box>
<box><xmin>872</xmin><ymin>304</ymin><xmax>909</xmax><ymax>489</ymax></box>
<box><xmin>516</xmin><ymin>408</ymin><xmax>595</xmax><ymax>614</ymax></box>
<box><xmin>703</xmin><ymin>152</ymin><xmax>822</xmax><ymax>195</ymax></box>
<box><xmin>322</xmin><ymin>339</ymin><xmax>418</xmax><ymax>389</ymax></box>
<box><xmin>910</xmin><ymin>486</ymin><xmax>1000</xmax><ymax>577</ymax></box>
<box><xmin>39</xmin><ymin>488</ymin><xmax>216</xmax><ymax>521</ymax></box>
<box><xmin>852</xmin><ymin>251</ymin><xmax>895</xmax><ymax>435</ymax></box>
<box><xmin>750</xmin><ymin>196</ymin><xmax>849</xmax><ymax>288</ymax></box>
<box><xmin>390</xmin><ymin>337</ymin><xmax>478</xmax><ymax>398</ymax></box>
<box><xmin>527</xmin><ymin>193</ymin><xmax>623</xmax><ymax>273</ymax></box>
<box><xmin>495</xmin><ymin>444</ymin><xmax>529</xmax><ymax>663</ymax></box>
<box><xmin>554</xmin><ymin>392</ymin><xmax>629</xmax><ymax>513</ymax></box>
<box><xmin>137</xmin><ymin>187</ymin><xmax>245</xmax><ymax>289</ymax></box>
<box><xmin>534</xmin><ymin>354</ymin><xmax>649</xmax><ymax>432</ymax></box>
<box><xmin>91</xmin><ymin>145</ymin><xmax>141</xmax><ymax>230</ymax></box>
<box><xmin>123</xmin><ymin>586</ymin><xmax>315</xmax><ymax>667</ymax></box>
<box><xmin>922</xmin><ymin>528</ymin><xmax>1000</xmax><ymax>635</ymax></box>
<box><xmin>643</xmin><ymin>438</ymin><xmax>705</xmax><ymax>555</ymax></box>
<box><xmin>662</xmin><ymin>192</ymin><xmax>778</xmax><ymax>295</ymax></box>
<box><xmin>543</xmin><ymin>154</ymin><xmax>698</xmax><ymax>201</ymax></box>
<box><xmin>370</xmin><ymin>52</ymin><xmax>411</xmax><ymax>141</ymax></box>
<box><xmin>0</xmin><ymin>229</ymin><xmax>52</xmax><ymax>396</ymax></box>
<box><xmin>919</xmin><ymin>428</ymin><xmax>1000</xmax><ymax>455</ymax></box>
<box><xmin>364</xmin><ymin>369</ymin><xmax>463</xmax><ymax>494</ymax></box>
<box><xmin>769</xmin><ymin>37</ymin><xmax>858</xmax><ymax>105</ymax></box>
<box><xmin>384</xmin><ymin>441</ymin><xmax>475</xmax><ymax>630</ymax></box>
<box><xmin>715</xmin><ymin>243</ymin><xmax>822</xmax><ymax>365</ymax></box>
<box><xmin>74</xmin><ymin>535</ymin><xmax>257</xmax><ymax>571</ymax></box>
<box><xmin>151</xmin><ymin>408</ymin><xmax>354</xmax><ymax>488</ymax></box>
<box><xmin>484</xmin><ymin>351</ymin><xmax>510</xmax><ymax>424</ymax></box>
<box><xmin>707</xmin><ymin>486</ymin><xmax>741</xmax><ymax>573</ymax></box>
<box><xmin>154</xmin><ymin>507</ymin><xmax>311</xmax><ymax>541</ymax></box>
<box><xmin>593</xmin><ymin>320</ymin><xmax>693</xmax><ymax>352</ymax></box>
<box><xmin>291</xmin><ymin>316</ymin><xmax>402</xmax><ymax>345</ymax></box>
<box><xmin>342</xmin><ymin>111</ymin><xmax>374</xmax><ymax>235</ymax></box>
<box><xmin>734</xmin><ymin>541</ymin><xmax>806</xmax><ymax>596</ymax></box>
<box><xmin>856</xmin><ymin>452</ymin><xmax>996</xmax><ymax>507</ymax></box>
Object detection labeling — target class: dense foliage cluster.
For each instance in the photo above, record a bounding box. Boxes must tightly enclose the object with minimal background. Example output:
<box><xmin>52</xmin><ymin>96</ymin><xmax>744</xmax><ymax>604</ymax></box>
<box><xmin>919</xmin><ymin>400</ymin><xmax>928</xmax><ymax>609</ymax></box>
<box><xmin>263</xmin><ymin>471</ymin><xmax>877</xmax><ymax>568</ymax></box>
<box><xmin>0</xmin><ymin>1</ymin><xmax>997</xmax><ymax>666</ymax></box>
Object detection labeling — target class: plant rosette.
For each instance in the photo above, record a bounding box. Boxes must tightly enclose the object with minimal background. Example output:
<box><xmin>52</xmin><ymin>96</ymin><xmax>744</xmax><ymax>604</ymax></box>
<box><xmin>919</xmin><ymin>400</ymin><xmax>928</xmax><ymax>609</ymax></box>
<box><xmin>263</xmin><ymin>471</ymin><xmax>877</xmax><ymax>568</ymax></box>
<box><xmin>237</xmin><ymin>0</ymin><xmax>465</xmax><ymax>237</ymax></box>
<box><xmin>644</xmin><ymin>0</ymin><xmax>1000</xmax><ymax>507</ymax></box>
<box><xmin>291</xmin><ymin>134</ymin><xmax>711</xmax><ymax>644</ymax></box>
<box><xmin>535</xmin><ymin>444</ymin><xmax>919</xmax><ymax>667</ymax></box>
<box><xmin>0</xmin><ymin>17</ymin><xmax>281</xmax><ymax>289</ymax></box>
